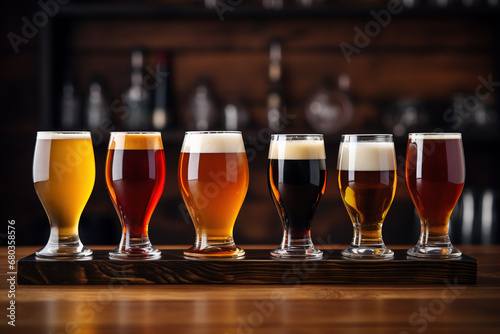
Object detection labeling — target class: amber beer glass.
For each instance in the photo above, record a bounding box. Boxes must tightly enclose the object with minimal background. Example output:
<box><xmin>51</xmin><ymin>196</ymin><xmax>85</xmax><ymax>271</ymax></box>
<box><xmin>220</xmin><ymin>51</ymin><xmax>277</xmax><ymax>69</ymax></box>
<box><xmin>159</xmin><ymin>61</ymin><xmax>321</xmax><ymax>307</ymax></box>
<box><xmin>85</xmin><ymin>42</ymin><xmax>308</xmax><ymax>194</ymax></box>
<box><xmin>178</xmin><ymin>131</ymin><xmax>249</xmax><ymax>258</ymax></box>
<box><xmin>406</xmin><ymin>133</ymin><xmax>465</xmax><ymax>258</ymax></box>
<box><xmin>33</xmin><ymin>132</ymin><xmax>95</xmax><ymax>258</ymax></box>
<box><xmin>106</xmin><ymin>132</ymin><xmax>165</xmax><ymax>260</ymax></box>
<box><xmin>268</xmin><ymin>134</ymin><xmax>327</xmax><ymax>258</ymax></box>
<box><xmin>338</xmin><ymin>134</ymin><xmax>396</xmax><ymax>259</ymax></box>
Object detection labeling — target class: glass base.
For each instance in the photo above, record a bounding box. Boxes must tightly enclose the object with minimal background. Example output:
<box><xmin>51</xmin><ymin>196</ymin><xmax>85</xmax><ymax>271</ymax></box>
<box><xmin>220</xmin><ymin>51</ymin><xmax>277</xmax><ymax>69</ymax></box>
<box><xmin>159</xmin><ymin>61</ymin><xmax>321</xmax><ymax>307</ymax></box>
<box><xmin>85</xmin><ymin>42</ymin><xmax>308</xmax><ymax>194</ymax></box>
<box><xmin>271</xmin><ymin>246</ymin><xmax>323</xmax><ymax>259</ymax></box>
<box><xmin>407</xmin><ymin>244</ymin><xmax>462</xmax><ymax>258</ymax></box>
<box><xmin>184</xmin><ymin>244</ymin><xmax>245</xmax><ymax>259</ymax></box>
<box><xmin>109</xmin><ymin>243</ymin><xmax>161</xmax><ymax>260</ymax></box>
<box><xmin>342</xmin><ymin>244</ymin><xmax>394</xmax><ymax>259</ymax></box>
<box><xmin>36</xmin><ymin>239</ymin><xmax>93</xmax><ymax>259</ymax></box>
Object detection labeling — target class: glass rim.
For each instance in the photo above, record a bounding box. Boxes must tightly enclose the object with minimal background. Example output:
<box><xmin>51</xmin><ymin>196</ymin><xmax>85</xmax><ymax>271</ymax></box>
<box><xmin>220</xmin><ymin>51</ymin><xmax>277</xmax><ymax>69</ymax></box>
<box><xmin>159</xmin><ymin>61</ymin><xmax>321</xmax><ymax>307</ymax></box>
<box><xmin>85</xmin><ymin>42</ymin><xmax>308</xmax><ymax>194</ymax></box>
<box><xmin>37</xmin><ymin>131</ymin><xmax>90</xmax><ymax>134</ymax></box>
<box><xmin>185</xmin><ymin>131</ymin><xmax>242</xmax><ymax>135</ymax></box>
<box><xmin>110</xmin><ymin>131</ymin><xmax>162</xmax><ymax>135</ymax></box>
<box><xmin>271</xmin><ymin>134</ymin><xmax>324</xmax><ymax>141</ymax></box>
<box><xmin>409</xmin><ymin>132</ymin><xmax>462</xmax><ymax>139</ymax></box>
<box><xmin>341</xmin><ymin>134</ymin><xmax>393</xmax><ymax>142</ymax></box>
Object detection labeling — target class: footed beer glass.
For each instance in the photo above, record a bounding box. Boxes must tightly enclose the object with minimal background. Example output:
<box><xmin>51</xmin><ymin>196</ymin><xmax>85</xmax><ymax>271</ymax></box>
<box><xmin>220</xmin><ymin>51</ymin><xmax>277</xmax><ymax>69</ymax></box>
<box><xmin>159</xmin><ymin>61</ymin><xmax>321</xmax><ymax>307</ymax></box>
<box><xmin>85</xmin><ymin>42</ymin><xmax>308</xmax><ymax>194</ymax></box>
<box><xmin>406</xmin><ymin>133</ymin><xmax>465</xmax><ymax>258</ymax></box>
<box><xmin>33</xmin><ymin>131</ymin><xmax>95</xmax><ymax>259</ymax></box>
<box><xmin>338</xmin><ymin>134</ymin><xmax>396</xmax><ymax>259</ymax></box>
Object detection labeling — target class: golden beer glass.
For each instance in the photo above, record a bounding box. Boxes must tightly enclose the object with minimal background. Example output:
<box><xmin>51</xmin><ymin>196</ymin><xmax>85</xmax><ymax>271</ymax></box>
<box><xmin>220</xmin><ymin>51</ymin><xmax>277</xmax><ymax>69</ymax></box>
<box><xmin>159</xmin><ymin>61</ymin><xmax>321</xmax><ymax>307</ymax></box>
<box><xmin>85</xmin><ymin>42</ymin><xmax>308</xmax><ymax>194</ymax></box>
<box><xmin>178</xmin><ymin>131</ymin><xmax>249</xmax><ymax>258</ymax></box>
<box><xmin>33</xmin><ymin>131</ymin><xmax>95</xmax><ymax>258</ymax></box>
<box><xmin>338</xmin><ymin>134</ymin><xmax>396</xmax><ymax>259</ymax></box>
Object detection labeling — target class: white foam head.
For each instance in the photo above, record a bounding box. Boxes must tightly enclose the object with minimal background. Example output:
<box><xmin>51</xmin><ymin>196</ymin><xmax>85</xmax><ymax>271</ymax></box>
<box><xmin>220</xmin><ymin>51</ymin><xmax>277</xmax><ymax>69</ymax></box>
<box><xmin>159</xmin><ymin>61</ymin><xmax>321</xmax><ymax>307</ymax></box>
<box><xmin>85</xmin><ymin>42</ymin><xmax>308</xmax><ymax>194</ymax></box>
<box><xmin>36</xmin><ymin>131</ymin><xmax>91</xmax><ymax>140</ymax></box>
<box><xmin>409</xmin><ymin>133</ymin><xmax>462</xmax><ymax>140</ymax></box>
<box><xmin>269</xmin><ymin>138</ymin><xmax>326</xmax><ymax>160</ymax></box>
<box><xmin>181</xmin><ymin>132</ymin><xmax>245</xmax><ymax>153</ymax></box>
<box><xmin>338</xmin><ymin>142</ymin><xmax>396</xmax><ymax>171</ymax></box>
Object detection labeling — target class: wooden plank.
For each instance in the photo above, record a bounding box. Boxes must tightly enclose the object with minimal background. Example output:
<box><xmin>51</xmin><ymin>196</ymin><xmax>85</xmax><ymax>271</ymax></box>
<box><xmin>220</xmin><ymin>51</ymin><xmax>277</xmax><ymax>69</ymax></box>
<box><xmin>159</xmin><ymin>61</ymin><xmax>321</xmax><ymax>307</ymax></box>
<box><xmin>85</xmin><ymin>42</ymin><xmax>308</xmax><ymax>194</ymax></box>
<box><xmin>17</xmin><ymin>249</ymin><xmax>477</xmax><ymax>285</ymax></box>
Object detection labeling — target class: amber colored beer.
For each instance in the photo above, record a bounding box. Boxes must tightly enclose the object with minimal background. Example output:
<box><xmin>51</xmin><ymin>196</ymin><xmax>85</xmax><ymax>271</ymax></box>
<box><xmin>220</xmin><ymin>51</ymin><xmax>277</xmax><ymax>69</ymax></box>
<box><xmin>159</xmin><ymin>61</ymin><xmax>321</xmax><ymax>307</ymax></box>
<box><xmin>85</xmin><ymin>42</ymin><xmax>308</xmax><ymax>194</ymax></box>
<box><xmin>338</xmin><ymin>135</ymin><xmax>396</xmax><ymax>258</ymax></box>
<box><xmin>338</xmin><ymin>169</ymin><xmax>396</xmax><ymax>243</ymax></box>
<box><xmin>405</xmin><ymin>133</ymin><xmax>465</xmax><ymax>257</ymax></box>
<box><xmin>106</xmin><ymin>132</ymin><xmax>165</xmax><ymax>259</ymax></box>
<box><xmin>178</xmin><ymin>132</ymin><xmax>249</xmax><ymax>258</ymax></box>
<box><xmin>33</xmin><ymin>132</ymin><xmax>95</xmax><ymax>258</ymax></box>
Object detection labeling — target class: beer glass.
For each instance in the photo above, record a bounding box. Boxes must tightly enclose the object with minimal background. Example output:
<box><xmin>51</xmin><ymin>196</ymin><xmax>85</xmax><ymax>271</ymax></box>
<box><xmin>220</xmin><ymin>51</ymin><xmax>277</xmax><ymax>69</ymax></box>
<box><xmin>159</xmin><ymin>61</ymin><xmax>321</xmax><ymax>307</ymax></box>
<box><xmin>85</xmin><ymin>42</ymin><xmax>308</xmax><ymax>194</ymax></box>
<box><xmin>33</xmin><ymin>131</ymin><xmax>95</xmax><ymax>258</ymax></box>
<box><xmin>268</xmin><ymin>134</ymin><xmax>326</xmax><ymax>259</ymax></box>
<box><xmin>406</xmin><ymin>133</ymin><xmax>465</xmax><ymax>258</ymax></box>
<box><xmin>106</xmin><ymin>132</ymin><xmax>165</xmax><ymax>260</ymax></box>
<box><xmin>338</xmin><ymin>134</ymin><xmax>396</xmax><ymax>259</ymax></box>
<box><xmin>178</xmin><ymin>131</ymin><xmax>249</xmax><ymax>258</ymax></box>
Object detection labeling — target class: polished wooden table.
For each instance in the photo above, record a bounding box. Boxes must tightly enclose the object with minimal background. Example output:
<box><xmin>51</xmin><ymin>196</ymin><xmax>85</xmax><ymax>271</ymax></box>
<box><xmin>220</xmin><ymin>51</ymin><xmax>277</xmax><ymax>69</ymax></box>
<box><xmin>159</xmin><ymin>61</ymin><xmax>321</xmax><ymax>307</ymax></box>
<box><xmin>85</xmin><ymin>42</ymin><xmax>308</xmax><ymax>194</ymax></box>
<box><xmin>1</xmin><ymin>245</ymin><xmax>499</xmax><ymax>334</ymax></box>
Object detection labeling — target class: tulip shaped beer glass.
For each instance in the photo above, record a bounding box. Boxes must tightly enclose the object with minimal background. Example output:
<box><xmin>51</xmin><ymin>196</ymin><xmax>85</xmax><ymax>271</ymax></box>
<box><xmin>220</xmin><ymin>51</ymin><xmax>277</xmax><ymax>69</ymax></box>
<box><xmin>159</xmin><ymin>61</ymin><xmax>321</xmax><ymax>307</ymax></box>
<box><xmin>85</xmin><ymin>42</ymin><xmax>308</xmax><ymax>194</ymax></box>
<box><xmin>178</xmin><ymin>131</ymin><xmax>249</xmax><ymax>258</ymax></box>
<box><xmin>33</xmin><ymin>131</ymin><xmax>95</xmax><ymax>258</ymax></box>
<box><xmin>338</xmin><ymin>134</ymin><xmax>396</xmax><ymax>259</ymax></box>
<box><xmin>268</xmin><ymin>134</ymin><xmax>327</xmax><ymax>259</ymax></box>
<box><xmin>106</xmin><ymin>132</ymin><xmax>165</xmax><ymax>260</ymax></box>
<box><xmin>406</xmin><ymin>133</ymin><xmax>465</xmax><ymax>258</ymax></box>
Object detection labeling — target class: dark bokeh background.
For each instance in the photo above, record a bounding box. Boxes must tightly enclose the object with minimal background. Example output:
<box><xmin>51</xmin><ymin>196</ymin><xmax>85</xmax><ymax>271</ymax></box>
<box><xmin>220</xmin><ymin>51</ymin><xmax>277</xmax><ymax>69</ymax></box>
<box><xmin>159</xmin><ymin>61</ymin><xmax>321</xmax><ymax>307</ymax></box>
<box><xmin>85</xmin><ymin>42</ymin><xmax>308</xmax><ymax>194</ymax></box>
<box><xmin>1</xmin><ymin>0</ymin><xmax>499</xmax><ymax>248</ymax></box>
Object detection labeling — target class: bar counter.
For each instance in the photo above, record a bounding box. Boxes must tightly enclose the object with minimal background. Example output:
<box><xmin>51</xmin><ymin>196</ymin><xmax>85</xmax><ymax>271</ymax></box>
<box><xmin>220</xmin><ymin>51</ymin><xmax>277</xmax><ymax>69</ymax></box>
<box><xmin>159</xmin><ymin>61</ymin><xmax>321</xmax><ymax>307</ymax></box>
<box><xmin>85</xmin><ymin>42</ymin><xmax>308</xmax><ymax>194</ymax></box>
<box><xmin>1</xmin><ymin>245</ymin><xmax>499</xmax><ymax>333</ymax></box>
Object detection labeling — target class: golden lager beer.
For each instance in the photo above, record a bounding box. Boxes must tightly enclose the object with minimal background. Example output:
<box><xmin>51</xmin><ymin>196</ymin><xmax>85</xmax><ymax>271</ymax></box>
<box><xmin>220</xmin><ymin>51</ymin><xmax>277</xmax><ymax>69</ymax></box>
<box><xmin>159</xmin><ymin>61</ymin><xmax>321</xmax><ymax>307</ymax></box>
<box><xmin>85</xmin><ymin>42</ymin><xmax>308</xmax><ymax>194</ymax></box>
<box><xmin>338</xmin><ymin>134</ymin><xmax>396</xmax><ymax>259</ymax></box>
<box><xmin>33</xmin><ymin>132</ymin><xmax>95</xmax><ymax>258</ymax></box>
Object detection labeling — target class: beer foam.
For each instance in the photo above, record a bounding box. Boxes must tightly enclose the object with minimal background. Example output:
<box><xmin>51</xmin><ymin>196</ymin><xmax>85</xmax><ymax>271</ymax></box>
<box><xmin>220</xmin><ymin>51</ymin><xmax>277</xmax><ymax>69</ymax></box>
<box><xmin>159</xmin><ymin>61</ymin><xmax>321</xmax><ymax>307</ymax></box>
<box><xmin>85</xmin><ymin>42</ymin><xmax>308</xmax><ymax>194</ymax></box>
<box><xmin>109</xmin><ymin>133</ymin><xmax>163</xmax><ymax>150</ymax></box>
<box><xmin>409</xmin><ymin>133</ymin><xmax>461</xmax><ymax>140</ymax></box>
<box><xmin>181</xmin><ymin>133</ymin><xmax>245</xmax><ymax>153</ymax></box>
<box><xmin>37</xmin><ymin>132</ymin><xmax>90</xmax><ymax>140</ymax></box>
<box><xmin>268</xmin><ymin>140</ymin><xmax>326</xmax><ymax>160</ymax></box>
<box><xmin>338</xmin><ymin>142</ymin><xmax>395</xmax><ymax>171</ymax></box>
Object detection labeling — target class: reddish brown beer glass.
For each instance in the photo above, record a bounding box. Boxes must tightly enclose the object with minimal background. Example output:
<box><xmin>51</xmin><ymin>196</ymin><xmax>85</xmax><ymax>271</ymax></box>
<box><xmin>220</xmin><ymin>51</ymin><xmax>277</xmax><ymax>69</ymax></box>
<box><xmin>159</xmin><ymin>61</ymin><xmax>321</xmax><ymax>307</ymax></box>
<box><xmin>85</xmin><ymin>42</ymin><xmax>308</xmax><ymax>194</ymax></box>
<box><xmin>406</xmin><ymin>133</ymin><xmax>465</xmax><ymax>258</ymax></box>
<box><xmin>106</xmin><ymin>132</ymin><xmax>165</xmax><ymax>260</ymax></box>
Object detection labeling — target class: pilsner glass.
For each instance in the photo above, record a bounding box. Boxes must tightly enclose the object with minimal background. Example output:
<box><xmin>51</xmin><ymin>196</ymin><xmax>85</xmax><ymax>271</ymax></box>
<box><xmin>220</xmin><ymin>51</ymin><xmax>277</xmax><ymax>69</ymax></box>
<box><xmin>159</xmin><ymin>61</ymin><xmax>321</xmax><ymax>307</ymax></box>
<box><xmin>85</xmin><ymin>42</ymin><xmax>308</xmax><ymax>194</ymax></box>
<box><xmin>106</xmin><ymin>132</ymin><xmax>165</xmax><ymax>260</ymax></box>
<box><xmin>268</xmin><ymin>134</ymin><xmax>326</xmax><ymax>259</ymax></box>
<box><xmin>178</xmin><ymin>131</ymin><xmax>249</xmax><ymax>258</ymax></box>
<box><xmin>406</xmin><ymin>133</ymin><xmax>465</xmax><ymax>258</ymax></box>
<box><xmin>33</xmin><ymin>131</ymin><xmax>95</xmax><ymax>258</ymax></box>
<box><xmin>338</xmin><ymin>134</ymin><xmax>396</xmax><ymax>259</ymax></box>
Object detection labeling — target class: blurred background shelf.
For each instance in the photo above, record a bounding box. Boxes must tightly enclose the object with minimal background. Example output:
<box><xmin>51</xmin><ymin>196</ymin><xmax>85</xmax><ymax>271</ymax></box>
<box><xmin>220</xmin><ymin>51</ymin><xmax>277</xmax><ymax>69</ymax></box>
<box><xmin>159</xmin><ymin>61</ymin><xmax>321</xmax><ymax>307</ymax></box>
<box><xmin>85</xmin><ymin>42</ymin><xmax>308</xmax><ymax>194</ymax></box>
<box><xmin>1</xmin><ymin>0</ymin><xmax>499</xmax><ymax>248</ymax></box>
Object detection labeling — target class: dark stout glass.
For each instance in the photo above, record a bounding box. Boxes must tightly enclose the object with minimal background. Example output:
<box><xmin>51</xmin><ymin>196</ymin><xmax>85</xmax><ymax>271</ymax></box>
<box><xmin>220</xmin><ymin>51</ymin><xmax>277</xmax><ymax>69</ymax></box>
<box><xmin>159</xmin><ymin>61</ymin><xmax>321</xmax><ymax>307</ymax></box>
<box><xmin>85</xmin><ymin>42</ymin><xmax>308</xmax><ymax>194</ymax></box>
<box><xmin>268</xmin><ymin>134</ymin><xmax>326</xmax><ymax>259</ymax></box>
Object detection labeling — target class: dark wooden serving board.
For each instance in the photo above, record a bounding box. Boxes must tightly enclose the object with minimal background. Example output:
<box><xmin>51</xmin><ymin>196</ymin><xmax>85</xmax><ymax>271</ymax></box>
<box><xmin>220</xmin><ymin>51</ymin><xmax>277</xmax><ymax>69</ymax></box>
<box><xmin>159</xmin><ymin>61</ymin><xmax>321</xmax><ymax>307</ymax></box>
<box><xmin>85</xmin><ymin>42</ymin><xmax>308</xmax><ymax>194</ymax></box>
<box><xmin>17</xmin><ymin>249</ymin><xmax>477</xmax><ymax>285</ymax></box>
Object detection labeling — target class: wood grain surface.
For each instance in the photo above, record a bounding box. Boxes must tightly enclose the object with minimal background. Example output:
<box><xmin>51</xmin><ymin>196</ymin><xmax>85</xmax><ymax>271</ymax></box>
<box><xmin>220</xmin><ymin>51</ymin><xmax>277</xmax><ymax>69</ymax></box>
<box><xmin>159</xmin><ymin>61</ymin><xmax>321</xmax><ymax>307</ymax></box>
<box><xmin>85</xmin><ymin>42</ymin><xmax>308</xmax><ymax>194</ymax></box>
<box><xmin>17</xmin><ymin>249</ymin><xmax>477</xmax><ymax>285</ymax></box>
<box><xmin>1</xmin><ymin>245</ymin><xmax>499</xmax><ymax>334</ymax></box>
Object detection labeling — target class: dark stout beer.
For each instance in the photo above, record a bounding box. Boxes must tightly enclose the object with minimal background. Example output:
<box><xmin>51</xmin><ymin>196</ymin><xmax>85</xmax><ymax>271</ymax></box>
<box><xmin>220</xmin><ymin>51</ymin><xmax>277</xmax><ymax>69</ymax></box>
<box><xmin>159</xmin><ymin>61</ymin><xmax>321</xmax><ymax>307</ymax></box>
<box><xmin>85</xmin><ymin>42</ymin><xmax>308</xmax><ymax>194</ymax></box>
<box><xmin>268</xmin><ymin>135</ymin><xmax>326</xmax><ymax>258</ymax></box>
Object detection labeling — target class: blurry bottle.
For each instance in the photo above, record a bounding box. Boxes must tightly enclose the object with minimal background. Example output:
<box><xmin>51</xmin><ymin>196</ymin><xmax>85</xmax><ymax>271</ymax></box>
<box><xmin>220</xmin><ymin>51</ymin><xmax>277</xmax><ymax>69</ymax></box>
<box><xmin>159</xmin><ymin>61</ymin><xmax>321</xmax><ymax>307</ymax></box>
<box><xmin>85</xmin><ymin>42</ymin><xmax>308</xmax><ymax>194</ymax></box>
<box><xmin>383</xmin><ymin>99</ymin><xmax>428</xmax><ymax>138</ymax></box>
<box><xmin>263</xmin><ymin>0</ymin><xmax>283</xmax><ymax>9</ymax></box>
<box><xmin>152</xmin><ymin>52</ymin><xmax>174</xmax><ymax>131</ymax></box>
<box><xmin>123</xmin><ymin>47</ymin><xmax>150</xmax><ymax>130</ymax></box>
<box><xmin>84</xmin><ymin>76</ymin><xmax>109</xmax><ymax>130</ymax></box>
<box><xmin>224</xmin><ymin>102</ymin><xmax>249</xmax><ymax>131</ymax></box>
<box><xmin>60</xmin><ymin>71</ymin><xmax>81</xmax><ymax>129</ymax></box>
<box><xmin>296</xmin><ymin>0</ymin><xmax>324</xmax><ymax>7</ymax></box>
<box><xmin>267</xmin><ymin>39</ymin><xmax>285</xmax><ymax>132</ymax></box>
<box><xmin>305</xmin><ymin>74</ymin><xmax>353</xmax><ymax>135</ymax></box>
<box><xmin>188</xmin><ymin>78</ymin><xmax>218</xmax><ymax>130</ymax></box>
